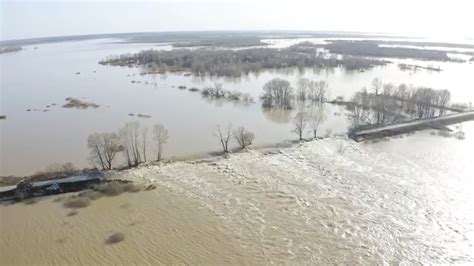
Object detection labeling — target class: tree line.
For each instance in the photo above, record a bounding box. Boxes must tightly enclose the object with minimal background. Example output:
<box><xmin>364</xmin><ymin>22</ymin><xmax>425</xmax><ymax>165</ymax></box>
<box><xmin>348</xmin><ymin>78</ymin><xmax>452</xmax><ymax>129</ymax></box>
<box><xmin>87</xmin><ymin>122</ymin><xmax>169</xmax><ymax>170</ymax></box>
<box><xmin>99</xmin><ymin>43</ymin><xmax>387</xmax><ymax>77</ymax></box>
<box><xmin>323</xmin><ymin>40</ymin><xmax>452</xmax><ymax>61</ymax></box>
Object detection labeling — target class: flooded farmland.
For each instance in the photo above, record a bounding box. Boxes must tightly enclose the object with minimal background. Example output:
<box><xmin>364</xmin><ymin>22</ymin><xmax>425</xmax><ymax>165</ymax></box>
<box><xmin>1</xmin><ymin>37</ymin><xmax>473</xmax><ymax>176</ymax></box>
<box><xmin>1</xmin><ymin>34</ymin><xmax>474</xmax><ymax>264</ymax></box>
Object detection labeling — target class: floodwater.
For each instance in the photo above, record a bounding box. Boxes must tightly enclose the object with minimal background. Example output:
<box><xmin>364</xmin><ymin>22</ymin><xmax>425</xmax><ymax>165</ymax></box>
<box><xmin>1</xmin><ymin>34</ymin><xmax>473</xmax><ymax>263</ymax></box>
<box><xmin>2</xmin><ymin>123</ymin><xmax>472</xmax><ymax>264</ymax></box>
<box><xmin>0</xmin><ymin>187</ymin><xmax>256</xmax><ymax>265</ymax></box>
<box><xmin>116</xmin><ymin>123</ymin><xmax>474</xmax><ymax>263</ymax></box>
<box><xmin>1</xmin><ymin>38</ymin><xmax>474</xmax><ymax>176</ymax></box>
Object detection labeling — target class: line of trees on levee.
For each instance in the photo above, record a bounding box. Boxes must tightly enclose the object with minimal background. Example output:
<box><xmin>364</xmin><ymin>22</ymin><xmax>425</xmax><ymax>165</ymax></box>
<box><xmin>87</xmin><ymin>122</ymin><xmax>169</xmax><ymax>170</ymax></box>
<box><xmin>291</xmin><ymin>105</ymin><xmax>327</xmax><ymax>141</ymax></box>
<box><xmin>214</xmin><ymin>125</ymin><xmax>255</xmax><ymax>153</ymax></box>
<box><xmin>214</xmin><ymin>116</ymin><xmax>326</xmax><ymax>152</ymax></box>
<box><xmin>86</xmin><ymin>121</ymin><xmax>259</xmax><ymax>170</ymax></box>
<box><xmin>346</xmin><ymin>78</ymin><xmax>454</xmax><ymax>130</ymax></box>
<box><xmin>99</xmin><ymin>42</ymin><xmax>387</xmax><ymax>77</ymax></box>
<box><xmin>260</xmin><ymin>77</ymin><xmax>330</xmax><ymax>140</ymax></box>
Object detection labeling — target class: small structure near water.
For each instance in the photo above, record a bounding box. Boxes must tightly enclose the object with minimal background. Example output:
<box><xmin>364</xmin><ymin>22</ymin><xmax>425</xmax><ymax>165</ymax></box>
<box><xmin>0</xmin><ymin>171</ymin><xmax>107</xmax><ymax>202</ymax></box>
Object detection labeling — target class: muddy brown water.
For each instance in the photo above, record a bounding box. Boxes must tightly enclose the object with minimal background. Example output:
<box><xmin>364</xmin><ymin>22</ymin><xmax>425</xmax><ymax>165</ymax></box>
<box><xmin>1</xmin><ymin>122</ymin><xmax>473</xmax><ymax>264</ymax></box>
<box><xmin>0</xmin><ymin>188</ymin><xmax>257</xmax><ymax>265</ymax></box>
<box><xmin>1</xmin><ymin>38</ymin><xmax>474</xmax><ymax>176</ymax></box>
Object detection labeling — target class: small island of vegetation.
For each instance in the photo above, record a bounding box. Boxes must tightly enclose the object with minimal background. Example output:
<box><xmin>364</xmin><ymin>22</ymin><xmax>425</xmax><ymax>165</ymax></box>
<box><xmin>321</xmin><ymin>40</ymin><xmax>452</xmax><ymax>61</ymax></box>
<box><xmin>99</xmin><ymin>42</ymin><xmax>388</xmax><ymax>77</ymax></box>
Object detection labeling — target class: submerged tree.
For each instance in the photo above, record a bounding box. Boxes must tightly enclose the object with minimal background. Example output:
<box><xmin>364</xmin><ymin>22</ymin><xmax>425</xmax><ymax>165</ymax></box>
<box><xmin>314</xmin><ymin>80</ymin><xmax>329</xmax><ymax>103</ymax></box>
<box><xmin>153</xmin><ymin>123</ymin><xmax>169</xmax><ymax>161</ymax></box>
<box><xmin>296</xmin><ymin>78</ymin><xmax>330</xmax><ymax>103</ymax></box>
<box><xmin>233</xmin><ymin>126</ymin><xmax>255</xmax><ymax>149</ymax></box>
<box><xmin>262</xmin><ymin>78</ymin><xmax>294</xmax><ymax>109</ymax></box>
<box><xmin>201</xmin><ymin>82</ymin><xmax>226</xmax><ymax>98</ymax></box>
<box><xmin>292</xmin><ymin>112</ymin><xmax>308</xmax><ymax>141</ymax></box>
<box><xmin>215</xmin><ymin>124</ymin><xmax>233</xmax><ymax>153</ymax></box>
<box><xmin>87</xmin><ymin>132</ymin><xmax>121</xmax><ymax>170</ymax></box>
<box><xmin>297</xmin><ymin>78</ymin><xmax>311</xmax><ymax>101</ymax></box>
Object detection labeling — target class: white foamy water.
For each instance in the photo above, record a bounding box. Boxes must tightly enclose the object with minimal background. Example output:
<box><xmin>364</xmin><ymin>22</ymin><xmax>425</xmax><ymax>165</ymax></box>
<box><xmin>120</xmin><ymin>123</ymin><xmax>474</xmax><ymax>264</ymax></box>
<box><xmin>2</xmin><ymin>124</ymin><xmax>473</xmax><ymax>264</ymax></box>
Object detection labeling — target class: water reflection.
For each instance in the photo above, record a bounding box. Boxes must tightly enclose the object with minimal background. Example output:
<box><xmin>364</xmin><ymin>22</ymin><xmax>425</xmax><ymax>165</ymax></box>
<box><xmin>262</xmin><ymin>107</ymin><xmax>292</xmax><ymax>124</ymax></box>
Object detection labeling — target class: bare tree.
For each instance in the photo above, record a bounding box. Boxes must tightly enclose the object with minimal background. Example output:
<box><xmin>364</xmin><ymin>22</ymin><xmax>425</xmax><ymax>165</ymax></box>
<box><xmin>292</xmin><ymin>112</ymin><xmax>308</xmax><ymax>141</ymax></box>
<box><xmin>315</xmin><ymin>80</ymin><xmax>329</xmax><ymax>103</ymax></box>
<box><xmin>233</xmin><ymin>126</ymin><xmax>255</xmax><ymax>149</ymax></box>
<box><xmin>372</xmin><ymin>78</ymin><xmax>383</xmax><ymax>124</ymax></box>
<box><xmin>142</xmin><ymin>127</ymin><xmax>148</xmax><ymax>162</ymax></box>
<box><xmin>350</xmin><ymin>89</ymin><xmax>371</xmax><ymax>128</ymax></box>
<box><xmin>153</xmin><ymin>123</ymin><xmax>169</xmax><ymax>161</ymax></box>
<box><xmin>438</xmin><ymin>89</ymin><xmax>451</xmax><ymax>115</ymax></box>
<box><xmin>383</xmin><ymin>83</ymin><xmax>394</xmax><ymax>97</ymax></box>
<box><xmin>372</xmin><ymin>78</ymin><xmax>382</xmax><ymax>96</ymax></box>
<box><xmin>118</xmin><ymin>121</ymin><xmax>142</xmax><ymax>166</ymax></box>
<box><xmin>87</xmin><ymin>132</ymin><xmax>121</xmax><ymax>170</ymax></box>
<box><xmin>215</xmin><ymin>124</ymin><xmax>232</xmax><ymax>153</ymax></box>
<box><xmin>262</xmin><ymin>78</ymin><xmax>294</xmax><ymax>109</ymax></box>
<box><xmin>308</xmin><ymin>104</ymin><xmax>327</xmax><ymax>139</ymax></box>
<box><xmin>296</xmin><ymin>78</ymin><xmax>310</xmax><ymax>101</ymax></box>
<box><xmin>202</xmin><ymin>82</ymin><xmax>226</xmax><ymax>98</ymax></box>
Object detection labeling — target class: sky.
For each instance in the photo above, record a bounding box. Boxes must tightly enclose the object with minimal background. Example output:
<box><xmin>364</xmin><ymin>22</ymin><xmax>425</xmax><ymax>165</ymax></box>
<box><xmin>1</xmin><ymin>0</ymin><xmax>473</xmax><ymax>41</ymax></box>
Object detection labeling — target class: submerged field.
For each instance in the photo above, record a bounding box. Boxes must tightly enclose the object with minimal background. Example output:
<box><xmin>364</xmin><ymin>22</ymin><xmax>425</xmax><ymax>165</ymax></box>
<box><xmin>1</xmin><ymin>33</ymin><xmax>474</xmax><ymax>177</ymax></box>
<box><xmin>1</xmin><ymin>31</ymin><xmax>473</xmax><ymax>262</ymax></box>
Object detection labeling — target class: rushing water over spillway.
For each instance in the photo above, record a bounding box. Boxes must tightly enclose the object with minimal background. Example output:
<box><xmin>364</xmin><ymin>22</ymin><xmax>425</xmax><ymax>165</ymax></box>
<box><xmin>1</xmin><ymin>126</ymin><xmax>473</xmax><ymax>264</ymax></box>
<box><xmin>113</xmin><ymin>123</ymin><xmax>473</xmax><ymax>264</ymax></box>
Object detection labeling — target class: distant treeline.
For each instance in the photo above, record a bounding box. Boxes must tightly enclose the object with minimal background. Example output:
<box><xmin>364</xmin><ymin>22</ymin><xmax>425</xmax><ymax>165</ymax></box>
<box><xmin>369</xmin><ymin>40</ymin><xmax>474</xmax><ymax>50</ymax></box>
<box><xmin>323</xmin><ymin>40</ymin><xmax>452</xmax><ymax>61</ymax></box>
<box><xmin>99</xmin><ymin>44</ymin><xmax>387</xmax><ymax>77</ymax></box>
<box><xmin>398</xmin><ymin>63</ymin><xmax>441</xmax><ymax>72</ymax></box>
<box><xmin>172</xmin><ymin>37</ymin><xmax>268</xmax><ymax>48</ymax></box>
<box><xmin>0</xmin><ymin>46</ymin><xmax>22</xmax><ymax>54</ymax></box>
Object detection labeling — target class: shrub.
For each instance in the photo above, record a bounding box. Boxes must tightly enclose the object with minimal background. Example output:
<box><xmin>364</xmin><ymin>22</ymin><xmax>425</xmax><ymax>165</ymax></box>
<box><xmin>24</xmin><ymin>198</ymin><xmax>38</xmax><ymax>205</ymax></box>
<box><xmin>105</xmin><ymin>232</ymin><xmax>125</xmax><ymax>245</ymax></box>
<box><xmin>67</xmin><ymin>210</ymin><xmax>79</xmax><ymax>217</ymax></box>
<box><xmin>63</xmin><ymin>197</ymin><xmax>91</xmax><ymax>209</ymax></box>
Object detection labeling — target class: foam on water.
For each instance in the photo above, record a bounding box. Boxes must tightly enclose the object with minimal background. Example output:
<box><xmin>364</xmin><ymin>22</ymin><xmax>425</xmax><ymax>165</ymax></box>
<box><xmin>125</xmin><ymin>126</ymin><xmax>474</xmax><ymax>264</ymax></box>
